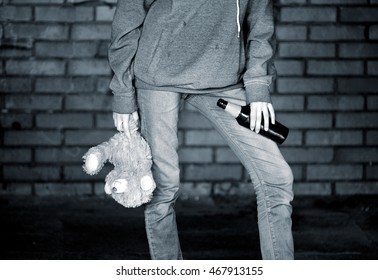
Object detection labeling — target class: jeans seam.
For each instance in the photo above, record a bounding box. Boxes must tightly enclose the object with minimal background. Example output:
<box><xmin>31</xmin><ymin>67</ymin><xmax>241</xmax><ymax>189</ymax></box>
<box><xmin>145</xmin><ymin>209</ymin><xmax>157</xmax><ymax>259</ymax></box>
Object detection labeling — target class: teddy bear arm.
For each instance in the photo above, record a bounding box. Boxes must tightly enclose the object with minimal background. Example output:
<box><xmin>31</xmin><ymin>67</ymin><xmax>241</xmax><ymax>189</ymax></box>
<box><xmin>82</xmin><ymin>145</ymin><xmax>108</xmax><ymax>175</ymax></box>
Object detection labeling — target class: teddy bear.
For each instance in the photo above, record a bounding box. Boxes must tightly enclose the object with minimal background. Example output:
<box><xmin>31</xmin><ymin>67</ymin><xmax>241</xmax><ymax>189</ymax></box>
<box><xmin>82</xmin><ymin>118</ymin><xmax>156</xmax><ymax>208</ymax></box>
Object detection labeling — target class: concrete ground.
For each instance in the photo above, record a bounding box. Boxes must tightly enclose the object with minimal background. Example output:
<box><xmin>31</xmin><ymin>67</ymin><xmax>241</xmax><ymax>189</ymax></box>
<box><xmin>0</xmin><ymin>195</ymin><xmax>377</xmax><ymax>260</ymax></box>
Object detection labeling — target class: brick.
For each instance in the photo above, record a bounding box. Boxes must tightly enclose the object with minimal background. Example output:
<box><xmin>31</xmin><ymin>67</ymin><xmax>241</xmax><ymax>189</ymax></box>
<box><xmin>98</xmin><ymin>41</ymin><xmax>109</xmax><ymax>57</ymax></box>
<box><xmin>310</xmin><ymin>26</ymin><xmax>365</xmax><ymax>41</ymax></box>
<box><xmin>271</xmin><ymin>95</ymin><xmax>305</xmax><ymax>111</ymax></box>
<box><xmin>368</xmin><ymin>61</ymin><xmax>378</xmax><ymax>75</ymax></box>
<box><xmin>68</xmin><ymin>0</ymin><xmax>116</xmax><ymax>3</ymax></box>
<box><xmin>307</xmin><ymin>165</ymin><xmax>363</xmax><ymax>180</ymax></box>
<box><xmin>0</xmin><ymin>38</ymin><xmax>33</xmax><ymax>49</ymax></box>
<box><xmin>4</xmin><ymin>131</ymin><xmax>61</xmax><ymax>146</ymax></box>
<box><xmin>276</xmin><ymin>25</ymin><xmax>307</xmax><ymax>41</ymax></box>
<box><xmin>35</xmin><ymin>147</ymin><xmax>88</xmax><ymax>163</ymax></box>
<box><xmin>35</xmin><ymin>147</ymin><xmax>87</xmax><ymax>163</ymax></box>
<box><xmin>0</xmin><ymin>183</ymin><xmax>32</xmax><ymax>196</ymax></box>
<box><xmin>335</xmin><ymin>148</ymin><xmax>378</xmax><ymax>163</ymax></box>
<box><xmin>0</xmin><ymin>49</ymin><xmax>32</xmax><ymax>58</ymax></box>
<box><xmin>65</xmin><ymin>130</ymin><xmax>114</xmax><ymax>146</ymax></box>
<box><xmin>35</xmin><ymin>42</ymin><xmax>98</xmax><ymax>58</ymax></box>
<box><xmin>0</xmin><ymin>113</ymin><xmax>33</xmax><ymax>128</ymax></box>
<box><xmin>338</xmin><ymin>78</ymin><xmax>378</xmax><ymax>93</ymax></box>
<box><xmin>10</xmin><ymin>0</ymin><xmax>64</xmax><ymax>3</ymax></box>
<box><xmin>36</xmin><ymin>113</ymin><xmax>93</xmax><ymax>129</ymax></box>
<box><xmin>213</xmin><ymin>182</ymin><xmax>252</xmax><ymax>196</ymax></box>
<box><xmin>279</xmin><ymin>43</ymin><xmax>335</xmax><ymax>58</ymax></box>
<box><xmin>185</xmin><ymin>130</ymin><xmax>227</xmax><ymax>146</ymax></box>
<box><xmin>0</xmin><ymin>148</ymin><xmax>32</xmax><ymax>163</ymax></box>
<box><xmin>71</xmin><ymin>24</ymin><xmax>111</xmax><ymax>40</ymax></box>
<box><xmin>35</xmin><ymin>183</ymin><xmax>92</xmax><ymax>196</ymax></box>
<box><xmin>370</xmin><ymin>26</ymin><xmax>378</xmax><ymax>40</ymax></box>
<box><xmin>291</xmin><ymin>165</ymin><xmax>304</xmax><ymax>181</ymax></box>
<box><xmin>279</xmin><ymin>0</ymin><xmax>307</xmax><ymax>5</ymax></box>
<box><xmin>277</xmin><ymin>78</ymin><xmax>334</xmax><ymax>93</ymax></box>
<box><xmin>340</xmin><ymin>8</ymin><xmax>378</xmax><ymax>22</ymax></box>
<box><xmin>336</xmin><ymin>113</ymin><xmax>378</xmax><ymax>128</ymax></box>
<box><xmin>184</xmin><ymin>164</ymin><xmax>243</xmax><ymax>181</ymax></box>
<box><xmin>179</xmin><ymin>148</ymin><xmax>213</xmax><ymax>163</ymax></box>
<box><xmin>307</xmin><ymin>61</ymin><xmax>363</xmax><ymax>76</ymax></box>
<box><xmin>64</xmin><ymin>165</ymin><xmax>111</xmax><ymax>181</ymax></box>
<box><xmin>282</xmin><ymin>130</ymin><xmax>302</xmax><ymax>146</ymax></box>
<box><xmin>281</xmin><ymin>8</ymin><xmax>336</xmax><ymax>22</ymax></box>
<box><xmin>293</xmin><ymin>183</ymin><xmax>332</xmax><ymax>196</ymax></box>
<box><xmin>35</xmin><ymin>7</ymin><xmax>93</xmax><ymax>22</ymax></box>
<box><xmin>5</xmin><ymin>24</ymin><xmax>69</xmax><ymax>40</ymax></box>
<box><xmin>307</xmin><ymin>96</ymin><xmax>364</xmax><ymax>111</ymax></box>
<box><xmin>65</xmin><ymin>95</ymin><xmax>111</xmax><ymax>111</ymax></box>
<box><xmin>215</xmin><ymin>148</ymin><xmax>239</xmax><ymax>163</ymax></box>
<box><xmin>5</xmin><ymin>95</ymin><xmax>63</xmax><ymax>110</ymax></box>
<box><xmin>274</xmin><ymin>60</ymin><xmax>304</xmax><ymax>76</ymax></box>
<box><xmin>68</xmin><ymin>59</ymin><xmax>111</xmax><ymax>76</ymax></box>
<box><xmin>366</xmin><ymin>131</ymin><xmax>378</xmax><ymax>145</ymax></box>
<box><xmin>280</xmin><ymin>113</ymin><xmax>333</xmax><ymax>128</ymax></box>
<box><xmin>311</xmin><ymin>0</ymin><xmax>367</xmax><ymax>4</ymax></box>
<box><xmin>96</xmin><ymin>6</ymin><xmax>116</xmax><ymax>21</ymax></box>
<box><xmin>96</xmin><ymin>113</ymin><xmax>113</xmax><ymax>129</ymax></box>
<box><xmin>306</xmin><ymin>131</ymin><xmax>363</xmax><ymax>146</ymax></box>
<box><xmin>0</xmin><ymin>6</ymin><xmax>32</xmax><ymax>21</ymax></box>
<box><xmin>367</xmin><ymin>166</ymin><xmax>378</xmax><ymax>180</ymax></box>
<box><xmin>367</xmin><ymin>96</ymin><xmax>378</xmax><ymax>110</ymax></box>
<box><xmin>94</xmin><ymin>182</ymin><xmax>107</xmax><ymax>196</ymax></box>
<box><xmin>0</xmin><ymin>78</ymin><xmax>32</xmax><ymax>93</ymax></box>
<box><xmin>35</xmin><ymin>77</ymin><xmax>96</xmax><ymax>93</ymax></box>
<box><xmin>3</xmin><ymin>166</ymin><xmax>60</xmax><ymax>181</ymax></box>
<box><xmin>178</xmin><ymin>112</ymin><xmax>212</xmax><ymax>129</ymax></box>
<box><xmin>340</xmin><ymin>44</ymin><xmax>378</xmax><ymax>58</ymax></box>
<box><xmin>281</xmin><ymin>147</ymin><xmax>334</xmax><ymax>163</ymax></box>
<box><xmin>6</xmin><ymin>60</ymin><xmax>65</xmax><ymax>76</ymax></box>
<box><xmin>179</xmin><ymin>182</ymin><xmax>212</xmax><ymax>199</ymax></box>
<box><xmin>96</xmin><ymin>77</ymin><xmax>112</xmax><ymax>93</ymax></box>
<box><xmin>335</xmin><ymin>182</ymin><xmax>378</xmax><ymax>195</ymax></box>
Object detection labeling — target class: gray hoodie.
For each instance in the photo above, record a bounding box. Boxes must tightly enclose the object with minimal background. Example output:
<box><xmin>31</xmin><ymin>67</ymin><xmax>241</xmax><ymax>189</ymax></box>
<box><xmin>109</xmin><ymin>0</ymin><xmax>276</xmax><ymax>114</ymax></box>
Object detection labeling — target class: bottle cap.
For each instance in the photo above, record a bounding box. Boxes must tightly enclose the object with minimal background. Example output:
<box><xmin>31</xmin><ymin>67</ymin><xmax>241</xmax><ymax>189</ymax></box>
<box><xmin>217</xmin><ymin>98</ymin><xmax>228</xmax><ymax>109</ymax></box>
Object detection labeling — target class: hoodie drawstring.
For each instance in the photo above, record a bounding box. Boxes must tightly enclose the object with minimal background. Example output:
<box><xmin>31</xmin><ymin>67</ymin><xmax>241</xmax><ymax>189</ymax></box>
<box><xmin>236</xmin><ymin>0</ymin><xmax>240</xmax><ymax>38</ymax></box>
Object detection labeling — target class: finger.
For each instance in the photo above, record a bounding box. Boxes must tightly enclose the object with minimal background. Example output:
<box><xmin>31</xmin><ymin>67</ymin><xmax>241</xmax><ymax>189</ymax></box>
<box><xmin>255</xmin><ymin>105</ymin><xmax>262</xmax><ymax>133</ymax></box>
<box><xmin>262</xmin><ymin>105</ymin><xmax>270</xmax><ymax>131</ymax></box>
<box><xmin>132</xmin><ymin>111</ymin><xmax>139</xmax><ymax>122</ymax></box>
<box><xmin>132</xmin><ymin>111</ymin><xmax>140</xmax><ymax>129</ymax></box>
<box><xmin>122</xmin><ymin>115</ymin><xmax>131</xmax><ymax>139</ymax></box>
<box><xmin>116</xmin><ymin>114</ymin><xmax>124</xmax><ymax>132</ymax></box>
<box><xmin>113</xmin><ymin>112</ymin><xmax>118</xmax><ymax>128</ymax></box>
<box><xmin>267</xmin><ymin>103</ymin><xmax>275</xmax><ymax>125</ymax></box>
<box><xmin>249</xmin><ymin>103</ymin><xmax>257</xmax><ymax>131</ymax></box>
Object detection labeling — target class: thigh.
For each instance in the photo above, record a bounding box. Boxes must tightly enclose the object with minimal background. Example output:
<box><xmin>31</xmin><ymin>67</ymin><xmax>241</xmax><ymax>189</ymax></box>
<box><xmin>137</xmin><ymin>89</ymin><xmax>182</xmax><ymax>186</ymax></box>
<box><xmin>187</xmin><ymin>89</ymin><xmax>291</xmax><ymax>187</ymax></box>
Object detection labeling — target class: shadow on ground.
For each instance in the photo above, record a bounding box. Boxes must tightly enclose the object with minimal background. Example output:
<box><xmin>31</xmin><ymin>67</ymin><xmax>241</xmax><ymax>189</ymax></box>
<box><xmin>0</xmin><ymin>195</ymin><xmax>377</xmax><ymax>260</ymax></box>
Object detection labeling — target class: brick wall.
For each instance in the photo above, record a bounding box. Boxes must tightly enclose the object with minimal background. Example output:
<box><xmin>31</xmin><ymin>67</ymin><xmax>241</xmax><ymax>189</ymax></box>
<box><xmin>1</xmin><ymin>0</ymin><xmax>377</xmax><ymax>198</ymax></box>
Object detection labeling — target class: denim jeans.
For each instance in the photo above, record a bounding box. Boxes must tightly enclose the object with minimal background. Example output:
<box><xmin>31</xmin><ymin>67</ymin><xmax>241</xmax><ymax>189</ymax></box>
<box><xmin>137</xmin><ymin>88</ymin><xmax>294</xmax><ymax>260</ymax></box>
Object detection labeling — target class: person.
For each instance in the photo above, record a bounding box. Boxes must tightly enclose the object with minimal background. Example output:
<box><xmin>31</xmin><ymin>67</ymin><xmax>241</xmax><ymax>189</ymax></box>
<box><xmin>108</xmin><ymin>0</ymin><xmax>294</xmax><ymax>260</ymax></box>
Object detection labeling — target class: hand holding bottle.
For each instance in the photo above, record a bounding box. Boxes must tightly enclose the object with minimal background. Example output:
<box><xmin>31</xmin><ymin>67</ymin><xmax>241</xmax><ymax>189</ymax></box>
<box><xmin>217</xmin><ymin>99</ymin><xmax>289</xmax><ymax>144</ymax></box>
<box><xmin>249</xmin><ymin>102</ymin><xmax>275</xmax><ymax>133</ymax></box>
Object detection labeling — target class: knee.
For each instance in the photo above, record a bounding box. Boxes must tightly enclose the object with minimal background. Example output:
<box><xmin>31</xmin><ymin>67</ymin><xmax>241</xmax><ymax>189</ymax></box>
<box><xmin>266</xmin><ymin>162</ymin><xmax>294</xmax><ymax>188</ymax></box>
